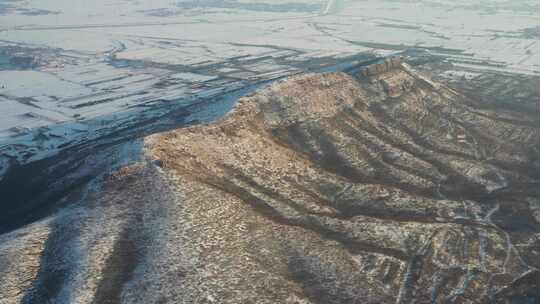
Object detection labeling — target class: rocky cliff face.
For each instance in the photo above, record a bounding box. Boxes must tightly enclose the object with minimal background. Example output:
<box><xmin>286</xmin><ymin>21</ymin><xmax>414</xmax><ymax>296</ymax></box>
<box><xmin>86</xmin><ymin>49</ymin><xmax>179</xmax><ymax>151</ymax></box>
<box><xmin>1</xmin><ymin>61</ymin><xmax>539</xmax><ymax>303</ymax></box>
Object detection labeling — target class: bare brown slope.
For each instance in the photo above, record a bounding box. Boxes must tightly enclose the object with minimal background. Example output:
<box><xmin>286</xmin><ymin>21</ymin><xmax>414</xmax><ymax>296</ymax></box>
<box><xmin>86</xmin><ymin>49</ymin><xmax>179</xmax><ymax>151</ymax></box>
<box><xmin>148</xmin><ymin>62</ymin><xmax>540</xmax><ymax>303</ymax></box>
<box><xmin>2</xmin><ymin>61</ymin><xmax>539</xmax><ymax>304</ymax></box>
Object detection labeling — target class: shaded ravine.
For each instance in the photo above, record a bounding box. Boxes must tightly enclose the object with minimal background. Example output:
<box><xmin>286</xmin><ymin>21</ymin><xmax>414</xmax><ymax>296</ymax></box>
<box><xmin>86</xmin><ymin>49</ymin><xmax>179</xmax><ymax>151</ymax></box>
<box><xmin>0</xmin><ymin>83</ymin><xmax>250</xmax><ymax>234</ymax></box>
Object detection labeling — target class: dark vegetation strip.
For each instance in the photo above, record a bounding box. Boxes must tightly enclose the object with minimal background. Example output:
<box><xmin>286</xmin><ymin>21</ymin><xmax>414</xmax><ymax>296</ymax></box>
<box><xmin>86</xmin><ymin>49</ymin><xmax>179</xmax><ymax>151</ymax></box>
<box><xmin>333</xmin><ymin>116</ymin><xmax>438</xmax><ymax>193</ymax></box>
<box><xmin>200</xmin><ymin>174</ymin><xmax>409</xmax><ymax>261</ymax></box>
<box><xmin>343</xmin><ymin>107</ymin><xmax>487</xmax><ymax>200</ymax></box>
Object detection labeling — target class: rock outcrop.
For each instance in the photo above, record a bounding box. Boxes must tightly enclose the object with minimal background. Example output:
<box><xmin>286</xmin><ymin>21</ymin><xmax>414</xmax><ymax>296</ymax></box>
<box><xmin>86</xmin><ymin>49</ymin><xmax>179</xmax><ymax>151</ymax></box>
<box><xmin>1</xmin><ymin>62</ymin><xmax>539</xmax><ymax>303</ymax></box>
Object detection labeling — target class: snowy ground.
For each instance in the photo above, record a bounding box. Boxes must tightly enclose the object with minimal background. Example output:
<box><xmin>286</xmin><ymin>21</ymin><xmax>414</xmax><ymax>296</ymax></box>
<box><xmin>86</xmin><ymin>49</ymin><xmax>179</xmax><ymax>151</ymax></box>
<box><xmin>1</xmin><ymin>0</ymin><xmax>539</xmax><ymax>174</ymax></box>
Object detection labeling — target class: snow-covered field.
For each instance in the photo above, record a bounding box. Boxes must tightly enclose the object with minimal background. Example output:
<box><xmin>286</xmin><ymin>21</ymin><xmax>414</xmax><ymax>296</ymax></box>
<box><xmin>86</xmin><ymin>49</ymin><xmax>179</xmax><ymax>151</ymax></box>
<box><xmin>1</xmin><ymin>0</ymin><xmax>539</xmax><ymax>173</ymax></box>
